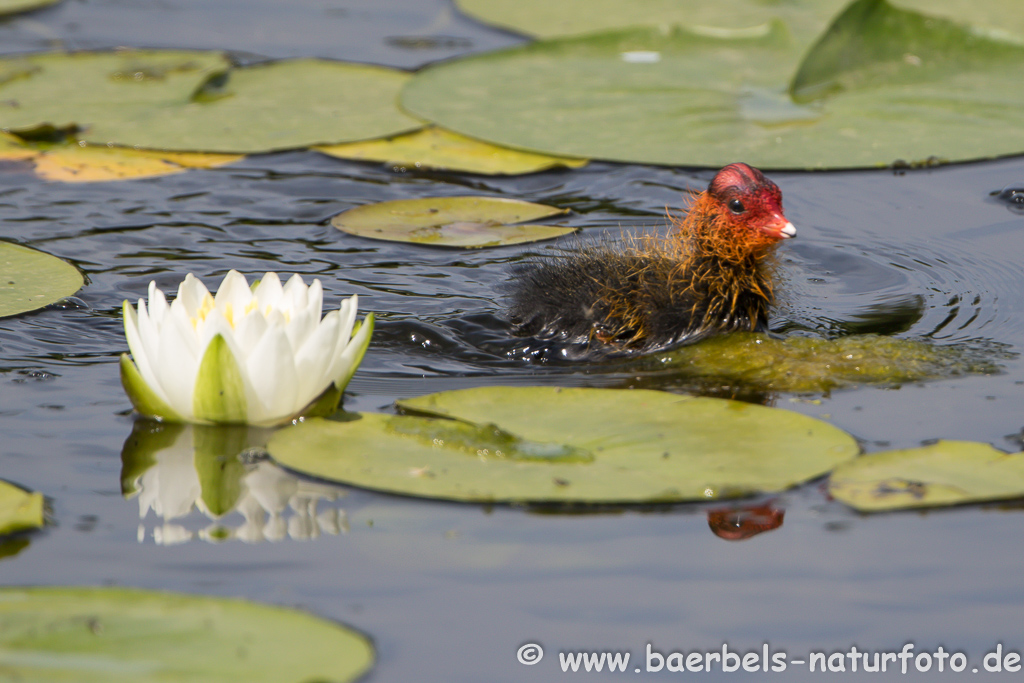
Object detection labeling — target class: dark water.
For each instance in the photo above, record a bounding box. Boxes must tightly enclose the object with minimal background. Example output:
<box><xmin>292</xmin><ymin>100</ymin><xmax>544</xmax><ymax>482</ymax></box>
<box><xmin>3</xmin><ymin>1</ymin><xmax>1024</xmax><ymax>681</ymax></box>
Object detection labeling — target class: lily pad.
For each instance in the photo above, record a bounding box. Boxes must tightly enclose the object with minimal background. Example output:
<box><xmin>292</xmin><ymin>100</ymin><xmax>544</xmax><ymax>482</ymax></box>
<box><xmin>0</xmin><ymin>0</ymin><xmax>61</xmax><ymax>16</ymax></box>
<box><xmin>267</xmin><ymin>387</ymin><xmax>859</xmax><ymax>504</ymax></box>
<box><xmin>647</xmin><ymin>333</ymin><xmax>1004</xmax><ymax>393</ymax></box>
<box><xmin>404</xmin><ymin>0</ymin><xmax>1024</xmax><ymax>168</ymax></box>
<box><xmin>0</xmin><ymin>52</ymin><xmax>422</xmax><ymax>153</ymax></box>
<box><xmin>315</xmin><ymin>126</ymin><xmax>587</xmax><ymax>175</ymax></box>
<box><xmin>0</xmin><ymin>586</ymin><xmax>374</xmax><ymax>683</ymax></box>
<box><xmin>456</xmin><ymin>0</ymin><xmax>850</xmax><ymax>43</ymax></box>
<box><xmin>332</xmin><ymin>196</ymin><xmax>573</xmax><ymax>248</ymax></box>
<box><xmin>32</xmin><ymin>145</ymin><xmax>242</xmax><ymax>182</ymax></box>
<box><xmin>0</xmin><ymin>242</ymin><xmax>83</xmax><ymax>318</ymax></box>
<box><xmin>829</xmin><ymin>440</ymin><xmax>1024</xmax><ymax>511</ymax></box>
<box><xmin>455</xmin><ymin>0</ymin><xmax>1024</xmax><ymax>43</ymax></box>
<box><xmin>0</xmin><ymin>480</ymin><xmax>43</xmax><ymax>536</ymax></box>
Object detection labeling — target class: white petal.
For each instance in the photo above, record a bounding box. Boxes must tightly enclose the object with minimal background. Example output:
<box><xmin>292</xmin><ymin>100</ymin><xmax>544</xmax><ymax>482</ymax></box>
<box><xmin>283</xmin><ymin>307</ymin><xmax>316</xmax><ymax>353</ymax></box>
<box><xmin>177</xmin><ymin>273</ymin><xmax>210</xmax><ymax>318</ymax></box>
<box><xmin>293</xmin><ymin>310</ymin><xmax>340</xmax><ymax>402</ymax></box>
<box><xmin>253</xmin><ymin>272</ymin><xmax>283</xmax><ymax>310</ymax></box>
<box><xmin>124</xmin><ymin>302</ymin><xmax>173</xmax><ymax>408</ymax></box>
<box><xmin>213</xmin><ymin>270</ymin><xmax>253</xmax><ymax>325</ymax></box>
<box><xmin>148</xmin><ymin>282</ymin><xmax>168</xmax><ymax>326</ymax></box>
<box><xmin>244</xmin><ymin>325</ymin><xmax>300</xmax><ymax>424</ymax></box>
<box><xmin>282</xmin><ymin>273</ymin><xmax>308</xmax><ymax>312</ymax></box>
<box><xmin>327</xmin><ymin>308</ymin><xmax>369</xmax><ymax>389</ymax></box>
<box><xmin>156</xmin><ymin>312</ymin><xmax>202</xmax><ymax>419</ymax></box>
<box><xmin>307</xmin><ymin>279</ymin><xmax>324</xmax><ymax>319</ymax></box>
<box><xmin>233</xmin><ymin>309</ymin><xmax>269</xmax><ymax>357</ymax></box>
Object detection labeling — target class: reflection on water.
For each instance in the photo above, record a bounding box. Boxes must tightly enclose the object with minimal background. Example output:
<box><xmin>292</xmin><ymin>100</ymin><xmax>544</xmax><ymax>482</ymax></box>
<box><xmin>120</xmin><ymin>421</ymin><xmax>349</xmax><ymax>545</ymax></box>
<box><xmin>706</xmin><ymin>502</ymin><xmax>785</xmax><ymax>541</ymax></box>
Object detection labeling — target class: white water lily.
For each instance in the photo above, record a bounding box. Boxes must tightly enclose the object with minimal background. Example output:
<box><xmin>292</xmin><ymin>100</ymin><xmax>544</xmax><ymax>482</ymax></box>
<box><xmin>120</xmin><ymin>270</ymin><xmax>373</xmax><ymax>426</ymax></box>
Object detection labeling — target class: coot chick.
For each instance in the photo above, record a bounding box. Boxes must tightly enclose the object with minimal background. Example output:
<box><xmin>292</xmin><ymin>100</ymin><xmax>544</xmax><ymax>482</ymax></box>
<box><xmin>507</xmin><ymin>163</ymin><xmax>795</xmax><ymax>359</ymax></box>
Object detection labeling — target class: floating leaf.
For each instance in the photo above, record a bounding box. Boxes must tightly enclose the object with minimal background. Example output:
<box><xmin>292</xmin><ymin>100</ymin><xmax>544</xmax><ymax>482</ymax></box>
<box><xmin>829</xmin><ymin>440</ymin><xmax>1024</xmax><ymax>511</ymax></box>
<box><xmin>31</xmin><ymin>145</ymin><xmax>242</xmax><ymax>182</ymax></box>
<box><xmin>0</xmin><ymin>52</ymin><xmax>421</xmax><ymax>153</ymax></box>
<box><xmin>316</xmin><ymin>126</ymin><xmax>587</xmax><ymax>175</ymax></box>
<box><xmin>455</xmin><ymin>0</ymin><xmax>850</xmax><ymax>43</ymax></box>
<box><xmin>0</xmin><ymin>242</ymin><xmax>83</xmax><ymax>318</ymax></box>
<box><xmin>0</xmin><ymin>50</ymin><xmax>231</xmax><ymax>136</ymax></box>
<box><xmin>332</xmin><ymin>196</ymin><xmax>573</xmax><ymax>248</ymax></box>
<box><xmin>0</xmin><ymin>0</ymin><xmax>61</xmax><ymax>17</ymax></box>
<box><xmin>647</xmin><ymin>333</ymin><xmax>1004</xmax><ymax>393</ymax></box>
<box><xmin>267</xmin><ymin>387</ymin><xmax>859</xmax><ymax>504</ymax></box>
<box><xmin>455</xmin><ymin>0</ymin><xmax>1024</xmax><ymax>42</ymax></box>
<box><xmin>0</xmin><ymin>480</ymin><xmax>43</xmax><ymax>536</ymax></box>
<box><xmin>0</xmin><ymin>586</ymin><xmax>374</xmax><ymax>683</ymax></box>
<box><xmin>403</xmin><ymin>0</ymin><xmax>1024</xmax><ymax>168</ymax></box>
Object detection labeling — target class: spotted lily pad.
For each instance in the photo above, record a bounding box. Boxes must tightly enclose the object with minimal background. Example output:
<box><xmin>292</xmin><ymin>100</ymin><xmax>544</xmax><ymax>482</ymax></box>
<box><xmin>331</xmin><ymin>196</ymin><xmax>573</xmax><ymax>248</ymax></box>
<box><xmin>0</xmin><ymin>586</ymin><xmax>374</xmax><ymax>683</ymax></box>
<box><xmin>0</xmin><ymin>51</ymin><xmax>422</xmax><ymax>153</ymax></box>
<box><xmin>0</xmin><ymin>242</ymin><xmax>83</xmax><ymax>318</ymax></box>
<box><xmin>404</xmin><ymin>0</ymin><xmax>1024</xmax><ymax>168</ymax></box>
<box><xmin>648</xmin><ymin>333</ymin><xmax>1004</xmax><ymax>393</ymax></box>
<box><xmin>0</xmin><ymin>480</ymin><xmax>43</xmax><ymax>536</ymax></box>
<box><xmin>829</xmin><ymin>440</ymin><xmax>1024</xmax><ymax>511</ymax></box>
<box><xmin>315</xmin><ymin>126</ymin><xmax>587</xmax><ymax>175</ymax></box>
<box><xmin>267</xmin><ymin>387</ymin><xmax>859</xmax><ymax>503</ymax></box>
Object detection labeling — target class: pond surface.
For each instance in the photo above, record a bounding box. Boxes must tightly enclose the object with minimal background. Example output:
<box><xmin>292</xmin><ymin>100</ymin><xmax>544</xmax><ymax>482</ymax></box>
<box><xmin>2</xmin><ymin>1</ymin><xmax>1024</xmax><ymax>681</ymax></box>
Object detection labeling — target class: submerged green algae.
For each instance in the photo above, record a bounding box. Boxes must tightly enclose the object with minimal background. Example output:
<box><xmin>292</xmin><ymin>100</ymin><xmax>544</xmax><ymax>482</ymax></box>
<box><xmin>648</xmin><ymin>333</ymin><xmax>1008</xmax><ymax>393</ymax></box>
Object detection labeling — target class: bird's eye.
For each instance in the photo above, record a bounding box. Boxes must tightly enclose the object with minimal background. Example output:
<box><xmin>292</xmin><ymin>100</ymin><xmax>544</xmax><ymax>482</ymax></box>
<box><xmin>728</xmin><ymin>199</ymin><xmax>746</xmax><ymax>214</ymax></box>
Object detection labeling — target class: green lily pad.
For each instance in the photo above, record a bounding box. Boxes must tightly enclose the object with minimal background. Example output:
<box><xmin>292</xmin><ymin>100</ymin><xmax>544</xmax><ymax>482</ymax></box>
<box><xmin>455</xmin><ymin>0</ymin><xmax>1024</xmax><ymax>43</ymax></box>
<box><xmin>331</xmin><ymin>196</ymin><xmax>573</xmax><ymax>248</ymax></box>
<box><xmin>0</xmin><ymin>52</ymin><xmax>422</xmax><ymax>153</ymax></box>
<box><xmin>315</xmin><ymin>126</ymin><xmax>588</xmax><ymax>175</ymax></box>
<box><xmin>829</xmin><ymin>440</ymin><xmax>1024</xmax><ymax>511</ymax></box>
<box><xmin>0</xmin><ymin>586</ymin><xmax>374</xmax><ymax>683</ymax></box>
<box><xmin>0</xmin><ymin>480</ymin><xmax>43</xmax><ymax>536</ymax></box>
<box><xmin>0</xmin><ymin>0</ymin><xmax>61</xmax><ymax>16</ymax></box>
<box><xmin>0</xmin><ymin>242</ymin><xmax>83</xmax><ymax>318</ymax></box>
<box><xmin>647</xmin><ymin>333</ymin><xmax>1005</xmax><ymax>393</ymax></box>
<box><xmin>404</xmin><ymin>0</ymin><xmax>1024</xmax><ymax>168</ymax></box>
<box><xmin>267</xmin><ymin>387</ymin><xmax>859</xmax><ymax>504</ymax></box>
<box><xmin>456</xmin><ymin>0</ymin><xmax>850</xmax><ymax>43</ymax></box>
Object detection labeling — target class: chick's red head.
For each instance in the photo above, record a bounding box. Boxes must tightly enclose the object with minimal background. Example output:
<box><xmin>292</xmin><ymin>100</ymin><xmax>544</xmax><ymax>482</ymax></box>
<box><xmin>708</xmin><ymin>163</ymin><xmax>796</xmax><ymax>243</ymax></box>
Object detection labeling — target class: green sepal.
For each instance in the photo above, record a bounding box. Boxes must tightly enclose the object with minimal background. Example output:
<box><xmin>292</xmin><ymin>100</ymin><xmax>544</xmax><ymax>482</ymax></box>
<box><xmin>119</xmin><ymin>353</ymin><xmax>184</xmax><ymax>422</ymax></box>
<box><xmin>336</xmin><ymin>313</ymin><xmax>374</xmax><ymax>394</ymax></box>
<box><xmin>192</xmin><ymin>334</ymin><xmax>249</xmax><ymax>424</ymax></box>
<box><xmin>298</xmin><ymin>384</ymin><xmax>344</xmax><ymax>420</ymax></box>
<box><xmin>193</xmin><ymin>425</ymin><xmax>250</xmax><ymax>517</ymax></box>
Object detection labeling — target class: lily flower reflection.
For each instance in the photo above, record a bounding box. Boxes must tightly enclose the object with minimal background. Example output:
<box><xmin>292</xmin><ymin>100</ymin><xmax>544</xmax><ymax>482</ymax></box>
<box><xmin>121</xmin><ymin>421</ymin><xmax>349</xmax><ymax>545</ymax></box>
<box><xmin>121</xmin><ymin>270</ymin><xmax>373</xmax><ymax>426</ymax></box>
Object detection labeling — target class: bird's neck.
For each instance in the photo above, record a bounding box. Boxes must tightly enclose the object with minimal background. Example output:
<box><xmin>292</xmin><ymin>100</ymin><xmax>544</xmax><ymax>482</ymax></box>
<box><xmin>670</xmin><ymin>193</ymin><xmax>778</xmax><ymax>329</ymax></box>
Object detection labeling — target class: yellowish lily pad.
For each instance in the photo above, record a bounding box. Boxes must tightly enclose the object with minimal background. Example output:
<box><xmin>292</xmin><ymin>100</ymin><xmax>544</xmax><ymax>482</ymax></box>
<box><xmin>0</xmin><ymin>586</ymin><xmax>374</xmax><ymax>683</ymax></box>
<box><xmin>331</xmin><ymin>196</ymin><xmax>573</xmax><ymax>248</ymax></box>
<box><xmin>267</xmin><ymin>387</ymin><xmax>859</xmax><ymax>504</ymax></box>
<box><xmin>0</xmin><ymin>480</ymin><xmax>43</xmax><ymax>536</ymax></box>
<box><xmin>0</xmin><ymin>242</ymin><xmax>83</xmax><ymax>318</ymax></box>
<box><xmin>650</xmin><ymin>333</ymin><xmax>1004</xmax><ymax>393</ymax></box>
<box><xmin>32</xmin><ymin>145</ymin><xmax>242</xmax><ymax>182</ymax></box>
<box><xmin>315</xmin><ymin>126</ymin><xmax>587</xmax><ymax>175</ymax></box>
<box><xmin>829</xmin><ymin>440</ymin><xmax>1024</xmax><ymax>511</ymax></box>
